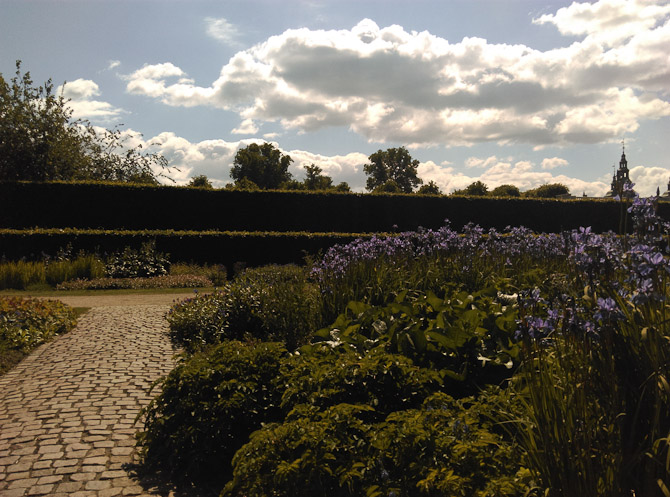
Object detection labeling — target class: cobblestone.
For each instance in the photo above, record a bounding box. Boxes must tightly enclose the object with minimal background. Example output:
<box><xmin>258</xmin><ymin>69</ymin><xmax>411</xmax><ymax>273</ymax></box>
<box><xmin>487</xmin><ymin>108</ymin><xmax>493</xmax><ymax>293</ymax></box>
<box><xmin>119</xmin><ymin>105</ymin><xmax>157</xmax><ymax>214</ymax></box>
<box><xmin>0</xmin><ymin>301</ymin><xmax>194</xmax><ymax>496</ymax></box>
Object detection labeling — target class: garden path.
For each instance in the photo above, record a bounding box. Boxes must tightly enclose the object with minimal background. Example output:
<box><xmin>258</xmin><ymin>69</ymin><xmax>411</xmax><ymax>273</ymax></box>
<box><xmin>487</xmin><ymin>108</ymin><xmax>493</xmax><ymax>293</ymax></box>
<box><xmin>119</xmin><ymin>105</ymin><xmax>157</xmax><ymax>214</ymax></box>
<box><xmin>0</xmin><ymin>294</ymin><xmax>207</xmax><ymax>497</ymax></box>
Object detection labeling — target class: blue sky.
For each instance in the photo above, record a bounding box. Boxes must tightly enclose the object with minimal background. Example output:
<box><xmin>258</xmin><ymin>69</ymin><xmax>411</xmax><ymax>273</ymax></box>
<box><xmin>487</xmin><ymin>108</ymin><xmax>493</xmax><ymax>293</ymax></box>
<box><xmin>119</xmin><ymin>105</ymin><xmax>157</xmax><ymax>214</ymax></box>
<box><xmin>1</xmin><ymin>0</ymin><xmax>669</xmax><ymax>195</ymax></box>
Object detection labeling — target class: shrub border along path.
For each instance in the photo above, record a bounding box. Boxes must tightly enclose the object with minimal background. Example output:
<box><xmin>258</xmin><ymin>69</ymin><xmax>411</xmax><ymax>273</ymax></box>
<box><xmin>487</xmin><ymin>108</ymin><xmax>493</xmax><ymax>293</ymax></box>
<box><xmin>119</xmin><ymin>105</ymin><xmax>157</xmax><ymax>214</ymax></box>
<box><xmin>0</xmin><ymin>293</ymin><xmax>209</xmax><ymax>497</ymax></box>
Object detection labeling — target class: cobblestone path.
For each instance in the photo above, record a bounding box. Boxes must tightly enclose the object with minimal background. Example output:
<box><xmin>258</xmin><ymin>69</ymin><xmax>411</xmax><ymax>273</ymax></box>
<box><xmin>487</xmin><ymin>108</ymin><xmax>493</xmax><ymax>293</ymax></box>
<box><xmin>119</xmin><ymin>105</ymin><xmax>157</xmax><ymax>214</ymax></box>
<box><xmin>0</xmin><ymin>303</ymin><xmax>185</xmax><ymax>497</ymax></box>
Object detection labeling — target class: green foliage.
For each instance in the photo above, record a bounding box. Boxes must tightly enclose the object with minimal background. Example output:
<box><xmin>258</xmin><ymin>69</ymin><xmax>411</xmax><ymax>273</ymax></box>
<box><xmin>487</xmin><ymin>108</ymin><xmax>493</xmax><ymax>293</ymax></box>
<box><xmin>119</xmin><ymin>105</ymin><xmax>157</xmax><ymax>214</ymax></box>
<box><xmin>224</xmin><ymin>391</ymin><xmax>530</xmax><ymax>497</ymax></box>
<box><xmin>417</xmin><ymin>180</ymin><xmax>442</xmax><ymax>195</ymax></box>
<box><xmin>230</xmin><ymin>143</ymin><xmax>293</xmax><ymax>189</ymax></box>
<box><xmin>55</xmin><ymin>274</ymin><xmax>211</xmax><ymax>290</ymax></box>
<box><xmin>0</xmin><ymin>61</ymin><xmax>167</xmax><ymax>183</ymax></box>
<box><xmin>0</xmin><ymin>260</ymin><xmax>46</xmax><ymax>290</ymax></box>
<box><xmin>45</xmin><ymin>254</ymin><xmax>105</xmax><ymax>286</ymax></box>
<box><xmin>281</xmin><ymin>346</ymin><xmax>442</xmax><ymax>419</ymax></box>
<box><xmin>314</xmin><ymin>287</ymin><xmax>519</xmax><ymax>394</ymax></box>
<box><xmin>167</xmin><ymin>265</ymin><xmax>321</xmax><ymax>352</ymax></box>
<box><xmin>188</xmin><ymin>175</ymin><xmax>213</xmax><ymax>189</ymax></box>
<box><xmin>523</xmin><ymin>183</ymin><xmax>569</xmax><ymax>198</ymax></box>
<box><xmin>105</xmin><ymin>240</ymin><xmax>170</xmax><ymax>278</ymax></box>
<box><xmin>137</xmin><ymin>340</ymin><xmax>287</xmax><ymax>487</ymax></box>
<box><xmin>372</xmin><ymin>179</ymin><xmax>402</xmax><ymax>194</ymax></box>
<box><xmin>303</xmin><ymin>164</ymin><xmax>333</xmax><ymax>190</ymax></box>
<box><xmin>170</xmin><ymin>262</ymin><xmax>227</xmax><ymax>286</ymax></box>
<box><xmin>490</xmin><ymin>184</ymin><xmax>521</xmax><ymax>197</ymax></box>
<box><xmin>364</xmin><ymin>147</ymin><xmax>423</xmax><ymax>193</ymax></box>
<box><xmin>0</xmin><ymin>297</ymin><xmax>77</xmax><ymax>353</ymax></box>
<box><xmin>452</xmin><ymin>181</ymin><xmax>489</xmax><ymax>197</ymax></box>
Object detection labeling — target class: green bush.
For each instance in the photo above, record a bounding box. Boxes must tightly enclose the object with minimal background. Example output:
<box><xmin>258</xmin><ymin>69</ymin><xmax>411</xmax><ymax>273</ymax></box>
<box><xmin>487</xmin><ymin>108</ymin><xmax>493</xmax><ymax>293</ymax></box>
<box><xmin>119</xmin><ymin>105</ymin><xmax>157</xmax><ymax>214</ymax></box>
<box><xmin>167</xmin><ymin>265</ymin><xmax>321</xmax><ymax>351</ymax></box>
<box><xmin>280</xmin><ymin>346</ymin><xmax>442</xmax><ymax>419</ymax></box>
<box><xmin>224</xmin><ymin>391</ymin><xmax>531</xmax><ymax>497</ymax></box>
<box><xmin>137</xmin><ymin>340</ymin><xmax>287</xmax><ymax>487</ymax></box>
<box><xmin>105</xmin><ymin>240</ymin><xmax>170</xmax><ymax>278</ymax></box>
<box><xmin>0</xmin><ymin>297</ymin><xmax>77</xmax><ymax>352</ymax></box>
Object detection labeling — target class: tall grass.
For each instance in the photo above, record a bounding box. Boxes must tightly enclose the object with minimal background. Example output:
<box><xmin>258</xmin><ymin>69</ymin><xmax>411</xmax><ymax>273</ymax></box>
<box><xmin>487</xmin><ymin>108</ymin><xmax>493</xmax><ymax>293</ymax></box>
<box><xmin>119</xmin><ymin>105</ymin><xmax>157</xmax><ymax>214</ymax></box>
<box><xmin>0</xmin><ymin>261</ymin><xmax>46</xmax><ymax>290</ymax></box>
<box><xmin>0</xmin><ymin>255</ymin><xmax>105</xmax><ymax>290</ymax></box>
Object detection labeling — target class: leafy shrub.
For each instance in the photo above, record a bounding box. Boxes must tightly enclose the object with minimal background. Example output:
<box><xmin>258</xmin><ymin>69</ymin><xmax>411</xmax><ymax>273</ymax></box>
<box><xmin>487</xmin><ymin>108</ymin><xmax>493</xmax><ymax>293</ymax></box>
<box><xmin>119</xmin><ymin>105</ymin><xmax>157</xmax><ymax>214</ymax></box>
<box><xmin>105</xmin><ymin>240</ymin><xmax>170</xmax><ymax>278</ymax></box>
<box><xmin>167</xmin><ymin>265</ymin><xmax>321</xmax><ymax>351</ymax></box>
<box><xmin>280</xmin><ymin>346</ymin><xmax>442</xmax><ymax>419</ymax></box>
<box><xmin>314</xmin><ymin>286</ymin><xmax>519</xmax><ymax>395</ymax></box>
<box><xmin>0</xmin><ymin>297</ymin><xmax>77</xmax><ymax>352</ymax></box>
<box><xmin>224</xmin><ymin>391</ymin><xmax>531</xmax><ymax>497</ymax></box>
<box><xmin>137</xmin><ymin>340</ymin><xmax>287</xmax><ymax>487</ymax></box>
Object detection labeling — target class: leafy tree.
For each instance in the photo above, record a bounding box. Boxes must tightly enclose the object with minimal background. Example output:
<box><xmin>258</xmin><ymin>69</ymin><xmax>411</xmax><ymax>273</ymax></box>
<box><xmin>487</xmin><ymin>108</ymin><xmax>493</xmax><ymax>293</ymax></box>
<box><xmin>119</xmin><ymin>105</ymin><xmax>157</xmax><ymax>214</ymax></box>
<box><xmin>333</xmin><ymin>182</ymin><xmax>351</xmax><ymax>193</ymax></box>
<box><xmin>524</xmin><ymin>183</ymin><xmax>570</xmax><ymax>198</ymax></box>
<box><xmin>188</xmin><ymin>175</ymin><xmax>213</xmax><ymax>189</ymax></box>
<box><xmin>417</xmin><ymin>180</ymin><xmax>442</xmax><ymax>195</ymax></box>
<box><xmin>364</xmin><ymin>147</ymin><xmax>422</xmax><ymax>193</ymax></box>
<box><xmin>279</xmin><ymin>179</ymin><xmax>305</xmax><ymax>191</ymax></box>
<box><xmin>452</xmin><ymin>180</ymin><xmax>488</xmax><ymax>196</ymax></box>
<box><xmin>490</xmin><ymin>184</ymin><xmax>521</xmax><ymax>197</ymax></box>
<box><xmin>303</xmin><ymin>164</ymin><xmax>333</xmax><ymax>191</ymax></box>
<box><xmin>230</xmin><ymin>143</ymin><xmax>292</xmax><ymax>190</ymax></box>
<box><xmin>0</xmin><ymin>61</ymin><xmax>167</xmax><ymax>183</ymax></box>
<box><xmin>372</xmin><ymin>179</ymin><xmax>402</xmax><ymax>194</ymax></box>
<box><xmin>225</xmin><ymin>177</ymin><xmax>260</xmax><ymax>191</ymax></box>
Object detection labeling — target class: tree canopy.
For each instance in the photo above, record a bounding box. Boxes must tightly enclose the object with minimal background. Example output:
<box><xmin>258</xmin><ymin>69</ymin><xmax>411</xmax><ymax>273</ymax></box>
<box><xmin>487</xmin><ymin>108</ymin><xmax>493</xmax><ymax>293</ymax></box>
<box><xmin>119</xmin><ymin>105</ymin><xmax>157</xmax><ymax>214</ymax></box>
<box><xmin>417</xmin><ymin>180</ymin><xmax>442</xmax><ymax>195</ymax></box>
<box><xmin>230</xmin><ymin>143</ymin><xmax>293</xmax><ymax>190</ymax></box>
<box><xmin>188</xmin><ymin>175</ymin><xmax>213</xmax><ymax>189</ymax></box>
<box><xmin>452</xmin><ymin>180</ymin><xmax>489</xmax><ymax>196</ymax></box>
<box><xmin>490</xmin><ymin>184</ymin><xmax>521</xmax><ymax>197</ymax></box>
<box><xmin>0</xmin><ymin>61</ymin><xmax>167</xmax><ymax>183</ymax></box>
<box><xmin>524</xmin><ymin>183</ymin><xmax>570</xmax><ymax>198</ymax></box>
<box><xmin>364</xmin><ymin>147</ymin><xmax>422</xmax><ymax>193</ymax></box>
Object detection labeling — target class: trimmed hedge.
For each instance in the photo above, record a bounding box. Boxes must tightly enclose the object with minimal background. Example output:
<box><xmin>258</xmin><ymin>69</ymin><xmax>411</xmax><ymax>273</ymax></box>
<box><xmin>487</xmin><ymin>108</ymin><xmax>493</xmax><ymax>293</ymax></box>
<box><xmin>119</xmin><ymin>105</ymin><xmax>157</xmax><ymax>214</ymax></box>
<box><xmin>1</xmin><ymin>181</ymin><xmax>660</xmax><ymax>233</ymax></box>
<box><xmin>0</xmin><ymin>228</ymin><xmax>369</xmax><ymax>265</ymax></box>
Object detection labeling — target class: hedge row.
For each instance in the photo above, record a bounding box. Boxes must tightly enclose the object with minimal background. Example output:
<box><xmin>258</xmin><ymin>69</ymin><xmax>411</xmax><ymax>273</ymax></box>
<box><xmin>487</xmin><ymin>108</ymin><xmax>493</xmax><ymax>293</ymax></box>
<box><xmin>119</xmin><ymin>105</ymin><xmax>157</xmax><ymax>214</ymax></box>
<box><xmin>1</xmin><ymin>181</ymin><xmax>659</xmax><ymax>233</ymax></box>
<box><xmin>0</xmin><ymin>229</ymin><xmax>370</xmax><ymax>266</ymax></box>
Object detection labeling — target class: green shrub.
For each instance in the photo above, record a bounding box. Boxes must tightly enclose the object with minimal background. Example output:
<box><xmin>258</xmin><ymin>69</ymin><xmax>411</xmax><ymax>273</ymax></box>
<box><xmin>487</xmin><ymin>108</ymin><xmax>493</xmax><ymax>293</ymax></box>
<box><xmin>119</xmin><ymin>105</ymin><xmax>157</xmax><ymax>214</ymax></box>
<box><xmin>280</xmin><ymin>346</ymin><xmax>442</xmax><ymax>419</ymax></box>
<box><xmin>137</xmin><ymin>340</ymin><xmax>287</xmax><ymax>487</ymax></box>
<box><xmin>0</xmin><ymin>260</ymin><xmax>45</xmax><ymax>289</ymax></box>
<box><xmin>105</xmin><ymin>240</ymin><xmax>170</xmax><ymax>278</ymax></box>
<box><xmin>56</xmin><ymin>274</ymin><xmax>212</xmax><ymax>290</ymax></box>
<box><xmin>167</xmin><ymin>265</ymin><xmax>321</xmax><ymax>351</ymax></box>
<box><xmin>0</xmin><ymin>297</ymin><xmax>77</xmax><ymax>352</ymax></box>
<box><xmin>224</xmin><ymin>391</ymin><xmax>531</xmax><ymax>497</ymax></box>
<box><xmin>170</xmin><ymin>262</ymin><xmax>227</xmax><ymax>286</ymax></box>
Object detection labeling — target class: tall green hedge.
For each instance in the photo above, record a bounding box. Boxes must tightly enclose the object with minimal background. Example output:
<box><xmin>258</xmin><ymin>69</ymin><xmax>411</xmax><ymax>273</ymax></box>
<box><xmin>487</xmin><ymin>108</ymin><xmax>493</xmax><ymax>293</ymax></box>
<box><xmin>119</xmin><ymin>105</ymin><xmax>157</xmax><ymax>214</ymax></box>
<box><xmin>0</xmin><ymin>228</ymin><xmax>368</xmax><ymax>265</ymax></box>
<box><xmin>1</xmin><ymin>181</ymin><xmax>659</xmax><ymax>233</ymax></box>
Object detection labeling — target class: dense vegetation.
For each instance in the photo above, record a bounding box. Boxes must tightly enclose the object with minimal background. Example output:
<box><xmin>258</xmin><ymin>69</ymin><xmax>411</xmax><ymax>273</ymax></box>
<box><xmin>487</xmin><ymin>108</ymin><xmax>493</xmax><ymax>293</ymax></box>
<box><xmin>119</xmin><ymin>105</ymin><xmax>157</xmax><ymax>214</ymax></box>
<box><xmin>0</xmin><ymin>297</ymin><xmax>77</xmax><ymax>374</ymax></box>
<box><xmin>137</xmin><ymin>192</ymin><xmax>670</xmax><ymax>496</ymax></box>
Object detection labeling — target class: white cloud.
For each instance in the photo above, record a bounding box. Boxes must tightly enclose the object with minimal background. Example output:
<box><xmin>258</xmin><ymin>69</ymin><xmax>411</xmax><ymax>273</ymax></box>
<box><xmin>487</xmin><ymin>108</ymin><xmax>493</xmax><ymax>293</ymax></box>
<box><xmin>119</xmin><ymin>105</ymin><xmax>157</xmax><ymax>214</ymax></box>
<box><xmin>107</xmin><ymin>60</ymin><xmax>121</xmax><ymax>70</ymax></box>
<box><xmin>231</xmin><ymin>118</ymin><xmax>259</xmax><ymax>135</ymax></box>
<box><xmin>205</xmin><ymin>17</ymin><xmax>240</xmax><ymax>45</ymax></box>
<box><xmin>58</xmin><ymin>79</ymin><xmax>125</xmax><ymax>121</ymax></box>
<box><xmin>541</xmin><ymin>157</ymin><xmax>569</xmax><ymax>170</ymax></box>
<box><xmin>533</xmin><ymin>0</ymin><xmax>670</xmax><ymax>47</ymax></box>
<box><xmin>465</xmin><ymin>156</ymin><xmax>499</xmax><ymax>168</ymax></box>
<box><xmin>124</xmin><ymin>2</ymin><xmax>670</xmax><ymax>146</ymax></box>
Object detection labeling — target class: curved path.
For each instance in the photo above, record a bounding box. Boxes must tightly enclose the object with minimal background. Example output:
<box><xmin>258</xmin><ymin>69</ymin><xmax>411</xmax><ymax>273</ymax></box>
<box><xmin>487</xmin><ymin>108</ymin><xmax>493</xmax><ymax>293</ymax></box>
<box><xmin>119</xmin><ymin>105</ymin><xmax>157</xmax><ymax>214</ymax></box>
<box><xmin>0</xmin><ymin>293</ymin><xmax>202</xmax><ymax>497</ymax></box>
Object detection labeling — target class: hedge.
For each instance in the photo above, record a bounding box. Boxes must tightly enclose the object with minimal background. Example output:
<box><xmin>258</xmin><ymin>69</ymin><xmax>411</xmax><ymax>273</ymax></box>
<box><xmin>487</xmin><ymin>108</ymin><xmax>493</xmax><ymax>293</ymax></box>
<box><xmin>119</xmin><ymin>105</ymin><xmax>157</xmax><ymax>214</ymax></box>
<box><xmin>0</xmin><ymin>228</ymin><xmax>370</xmax><ymax>266</ymax></box>
<box><xmin>1</xmin><ymin>181</ymin><xmax>660</xmax><ymax>234</ymax></box>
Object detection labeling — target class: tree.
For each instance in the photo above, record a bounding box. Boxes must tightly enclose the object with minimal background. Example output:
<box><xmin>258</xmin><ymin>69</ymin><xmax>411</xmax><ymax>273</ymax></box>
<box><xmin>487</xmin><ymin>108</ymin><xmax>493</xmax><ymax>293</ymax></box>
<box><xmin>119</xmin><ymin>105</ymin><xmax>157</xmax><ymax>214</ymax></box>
<box><xmin>490</xmin><ymin>184</ymin><xmax>521</xmax><ymax>197</ymax></box>
<box><xmin>372</xmin><ymin>179</ymin><xmax>402</xmax><ymax>194</ymax></box>
<box><xmin>188</xmin><ymin>175</ymin><xmax>213</xmax><ymax>189</ymax></box>
<box><xmin>452</xmin><ymin>181</ymin><xmax>488</xmax><ymax>196</ymax></box>
<box><xmin>364</xmin><ymin>147</ymin><xmax>422</xmax><ymax>193</ymax></box>
<box><xmin>417</xmin><ymin>180</ymin><xmax>442</xmax><ymax>195</ymax></box>
<box><xmin>524</xmin><ymin>183</ymin><xmax>570</xmax><ymax>198</ymax></box>
<box><xmin>303</xmin><ymin>164</ymin><xmax>333</xmax><ymax>191</ymax></box>
<box><xmin>230</xmin><ymin>143</ymin><xmax>293</xmax><ymax>190</ymax></box>
<box><xmin>0</xmin><ymin>61</ymin><xmax>167</xmax><ymax>183</ymax></box>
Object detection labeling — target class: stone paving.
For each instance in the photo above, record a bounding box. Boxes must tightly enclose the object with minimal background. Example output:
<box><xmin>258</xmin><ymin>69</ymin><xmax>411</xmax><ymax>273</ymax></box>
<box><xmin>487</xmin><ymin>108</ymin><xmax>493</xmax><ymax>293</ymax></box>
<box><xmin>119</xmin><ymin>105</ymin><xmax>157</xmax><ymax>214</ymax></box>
<box><xmin>0</xmin><ymin>301</ymin><xmax>191</xmax><ymax>497</ymax></box>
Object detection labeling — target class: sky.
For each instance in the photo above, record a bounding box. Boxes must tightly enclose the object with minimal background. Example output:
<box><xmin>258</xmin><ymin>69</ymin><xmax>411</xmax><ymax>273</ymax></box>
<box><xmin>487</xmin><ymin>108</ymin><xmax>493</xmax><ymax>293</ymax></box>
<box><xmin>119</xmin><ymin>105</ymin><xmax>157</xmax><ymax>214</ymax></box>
<box><xmin>1</xmin><ymin>0</ymin><xmax>669</xmax><ymax>196</ymax></box>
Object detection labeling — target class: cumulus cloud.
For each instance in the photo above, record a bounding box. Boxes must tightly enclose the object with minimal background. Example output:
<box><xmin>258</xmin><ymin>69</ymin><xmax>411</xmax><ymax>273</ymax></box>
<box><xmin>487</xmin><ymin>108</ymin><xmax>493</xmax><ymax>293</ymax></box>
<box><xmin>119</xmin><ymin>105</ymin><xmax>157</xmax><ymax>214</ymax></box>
<box><xmin>205</xmin><ymin>17</ymin><xmax>241</xmax><ymax>45</ymax></box>
<box><xmin>541</xmin><ymin>157</ymin><xmax>569</xmax><ymax>170</ymax></box>
<box><xmin>58</xmin><ymin>79</ymin><xmax>125</xmax><ymax>120</ymax></box>
<box><xmin>123</xmin><ymin>0</ymin><xmax>670</xmax><ymax>147</ymax></box>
